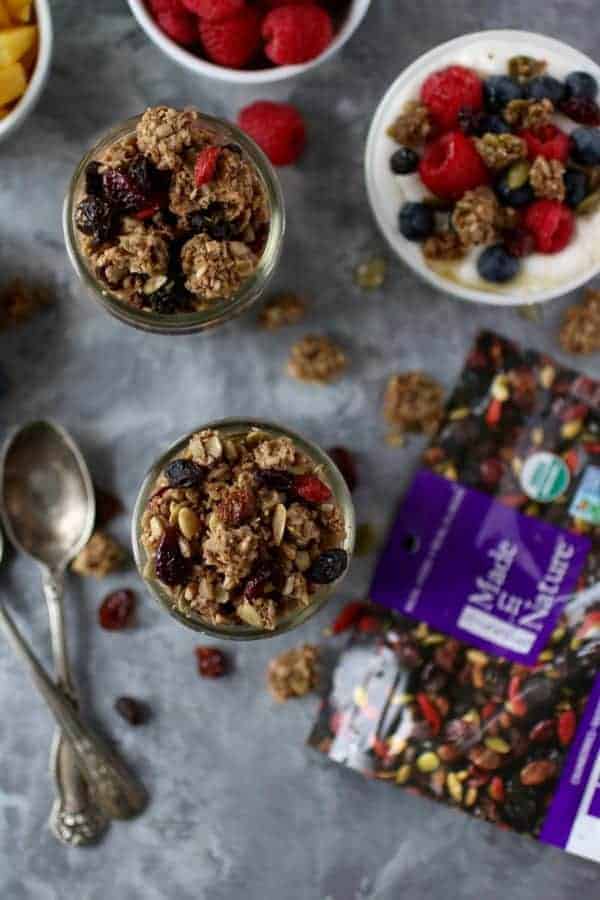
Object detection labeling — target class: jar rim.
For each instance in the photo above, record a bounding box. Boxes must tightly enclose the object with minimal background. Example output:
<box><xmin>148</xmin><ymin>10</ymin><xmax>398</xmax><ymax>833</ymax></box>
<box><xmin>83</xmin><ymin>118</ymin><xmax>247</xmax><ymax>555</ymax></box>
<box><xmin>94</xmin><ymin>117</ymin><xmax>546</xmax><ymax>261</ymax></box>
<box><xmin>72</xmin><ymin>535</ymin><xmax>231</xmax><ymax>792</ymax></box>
<box><xmin>63</xmin><ymin>112</ymin><xmax>285</xmax><ymax>335</ymax></box>
<box><xmin>131</xmin><ymin>418</ymin><xmax>356</xmax><ymax>640</ymax></box>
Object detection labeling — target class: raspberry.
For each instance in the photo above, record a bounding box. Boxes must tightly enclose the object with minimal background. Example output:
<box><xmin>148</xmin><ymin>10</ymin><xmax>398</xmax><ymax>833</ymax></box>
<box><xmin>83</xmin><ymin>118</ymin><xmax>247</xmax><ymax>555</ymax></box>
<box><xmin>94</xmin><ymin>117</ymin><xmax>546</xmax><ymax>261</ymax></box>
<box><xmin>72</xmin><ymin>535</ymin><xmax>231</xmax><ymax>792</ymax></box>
<box><xmin>559</xmin><ymin>96</ymin><xmax>600</xmax><ymax>126</ymax></box>
<box><xmin>199</xmin><ymin>7</ymin><xmax>261</xmax><ymax>68</ymax></box>
<box><xmin>262</xmin><ymin>4</ymin><xmax>333</xmax><ymax>66</ymax></box>
<box><xmin>194</xmin><ymin>146</ymin><xmax>221</xmax><ymax>186</ymax></box>
<box><xmin>418</xmin><ymin>130</ymin><xmax>489</xmax><ymax>200</ymax></box>
<box><xmin>238</xmin><ymin>101</ymin><xmax>306</xmax><ymax>165</ymax></box>
<box><xmin>519</xmin><ymin>125</ymin><xmax>571</xmax><ymax>162</ymax></box>
<box><xmin>523</xmin><ymin>200</ymin><xmax>575</xmax><ymax>254</ymax></box>
<box><xmin>182</xmin><ymin>0</ymin><xmax>245</xmax><ymax>19</ymax></box>
<box><xmin>421</xmin><ymin>65</ymin><xmax>483</xmax><ymax>131</ymax></box>
<box><xmin>294</xmin><ymin>473</ymin><xmax>332</xmax><ymax>503</ymax></box>
<box><xmin>155</xmin><ymin>7</ymin><xmax>198</xmax><ymax>45</ymax></box>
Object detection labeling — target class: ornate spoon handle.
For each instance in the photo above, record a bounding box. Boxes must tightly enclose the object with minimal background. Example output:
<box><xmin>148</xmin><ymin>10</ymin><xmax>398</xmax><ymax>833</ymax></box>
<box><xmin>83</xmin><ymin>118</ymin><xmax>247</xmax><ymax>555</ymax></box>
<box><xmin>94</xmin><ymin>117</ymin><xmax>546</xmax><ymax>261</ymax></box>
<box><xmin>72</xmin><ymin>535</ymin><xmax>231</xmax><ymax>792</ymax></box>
<box><xmin>42</xmin><ymin>570</ymin><xmax>109</xmax><ymax>845</ymax></box>
<box><xmin>0</xmin><ymin>601</ymin><xmax>148</xmax><ymax>821</ymax></box>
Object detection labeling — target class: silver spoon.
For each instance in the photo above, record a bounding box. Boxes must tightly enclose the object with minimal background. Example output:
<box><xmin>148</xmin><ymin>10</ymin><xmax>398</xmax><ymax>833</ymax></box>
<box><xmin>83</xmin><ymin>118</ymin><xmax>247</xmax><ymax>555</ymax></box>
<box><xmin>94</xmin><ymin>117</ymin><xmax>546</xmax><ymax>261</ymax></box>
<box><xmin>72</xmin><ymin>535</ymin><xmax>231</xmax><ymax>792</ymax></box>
<box><xmin>0</xmin><ymin>421</ymin><xmax>147</xmax><ymax>842</ymax></box>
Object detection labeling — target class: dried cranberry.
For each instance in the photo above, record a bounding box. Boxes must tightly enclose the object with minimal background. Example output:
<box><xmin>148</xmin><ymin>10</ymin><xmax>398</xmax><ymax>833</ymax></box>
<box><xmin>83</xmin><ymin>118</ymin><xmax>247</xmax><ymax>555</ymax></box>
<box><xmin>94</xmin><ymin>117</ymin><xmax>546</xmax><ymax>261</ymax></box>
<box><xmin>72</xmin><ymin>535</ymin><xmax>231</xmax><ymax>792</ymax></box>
<box><xmin>294</xmin><ymin>474</ymin><xmax>332</xmax><ymax>504</ymax></box>
<box><xmin>559</xmin><ymin>96</ymin><xmax>600</xmax><ymax>125</ymax></box>
<box><xmin>115</xmin><ymin>696</ymin><xmax>150</xmax><ymax>725</ymax></box>
<box><xmin>164</xmin><ymin>458</ymin><xmax>205</xmax><ymax>488</ymax></box>
<box><xmin>195</xmin><ymin>646</ymin><xmax>227</xmax><ymax>678</ymax></box>
<box><xmin>149</xmin><ymin>277</ymin><xmax>192</xmax><ymax>315</ymax></box>
<box><xmin>244</xmin><ymin>561</ymin><xmax>280</xmax><ymax>600</ymax></box>
<box><xmin>102</xmin><ymin>167</ymin><xmax>147</xmax><ymax>211</ymax></box>
<box><xmin>126</xmin><ymin>153</ymin><xmax>169</xmax><ymax>195</ymax></box>
<box><xmin>99</xmin><ymin>589</ymin><xmax>136</xmax><ymax>630</ymax></box>
<box><xmin>256</xmin><ymin>468</ymin><xmax>295</xmax><ymax>493</ymax></box>
<box><xmin>503</xmin><ymin>228</ymin><xmax>536</xmax><ymax>258</ymax></box>
<box><xmin>307</xmin><ymin>549</ymin><xmax>348</xmax><ymax>584</ymax></box>
<box><xmin>84</xmin><ymin>160</ymin><xmax>103</xmax><ymax>196</ymax></box>
<box><xmin>328</xmin><ymin>446</ymin><xmax>358</xmax><ymax>492</ymax></box>
<box><xmin>155</xmin><ymin>527</ymin><xmax>191</xmax><ymax>587</ymax></box>
<box><xmin>75</xmin><ymin>196</ymin><xmax>118</xmax><ymax>243</ymax></box>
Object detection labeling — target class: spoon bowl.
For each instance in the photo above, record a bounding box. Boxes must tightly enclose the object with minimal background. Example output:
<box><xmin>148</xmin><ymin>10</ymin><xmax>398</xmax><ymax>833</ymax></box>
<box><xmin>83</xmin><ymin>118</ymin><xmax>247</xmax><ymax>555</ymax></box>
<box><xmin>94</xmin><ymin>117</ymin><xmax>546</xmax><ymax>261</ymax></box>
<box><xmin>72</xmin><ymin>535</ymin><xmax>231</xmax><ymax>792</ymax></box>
<box><xmin>1</xmin><ymin>421</ymin><xmax>95</xmax><ymax>570</ymax></box>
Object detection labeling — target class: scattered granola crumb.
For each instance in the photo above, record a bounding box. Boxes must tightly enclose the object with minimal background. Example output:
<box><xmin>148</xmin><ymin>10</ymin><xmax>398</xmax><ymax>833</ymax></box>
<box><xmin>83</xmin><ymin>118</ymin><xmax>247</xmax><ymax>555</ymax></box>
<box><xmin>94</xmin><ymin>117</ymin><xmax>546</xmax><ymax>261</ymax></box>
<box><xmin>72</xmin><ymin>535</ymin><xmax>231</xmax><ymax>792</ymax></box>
<box><xmin>503</xmin><ymin>98</ymin><xmax>554</xmax><ymax>130</ymax></box>
<box><xmin>385</xmin><ymin>432</ymin><xmax>406</xmax><ymax>448</ymax></box>
<box><xmin>267</xmin><ymin>644</ymin><xmax>319</xmax><ymax>702</ymax></box>
<box><xmin>529</xmin><ymin>155</ymin><xmax>566</xmax><ymax>201</ymax></box>
<box><xmin>475</xmin><ymin>133</ymin><xmax>526</xmax><ymax>170</ymax></box>
<box><xmin>508</xmin><ymin>55</ymin><xmax>547</xmax><ymax>81</ymax></box>
<box><xmin>452</xmin><ymin>186</ymin><xmax>500</xmax><ymax>247</ymax></box>
<box><xmin>560</xmin><ymin>289</ymin><xmax>600</xmax><ymax>354</ymax></box>
<box><xmin>286</xmin><ymin>334</ymin><xmax>347</xmax><ymax>384</ymax></box>
<box><xmin>71</xmin><ymin>531</ymin><xmax>127</xmax><ymax>578</ymax></box>
<box><xmin>383</xmin><ymin>371</ymin><xmax>444</xmax><ymax>436</ymax></box>
<box><xmin>387</xmin><ymin>101</ymin><xmax>432</xmax><ymax>147</ymax></box>
<box><xmin>0</xmin><ymin>278</ymin><xmax>50</xmax><ymax>330</ymax></box>
<box><xmin>422</xmin><ymin>230</ymin><xmax>465</xmax><ymax>261</ymax></box>
<box><xmin>259</xmin><ymin>292</ymin><xmax>306</xmax><ymax>330</ymax></box>
<box><xmin>354</xmin><ymin>257</ymin><xmax>386</xmax><ymax>290</ymax></box>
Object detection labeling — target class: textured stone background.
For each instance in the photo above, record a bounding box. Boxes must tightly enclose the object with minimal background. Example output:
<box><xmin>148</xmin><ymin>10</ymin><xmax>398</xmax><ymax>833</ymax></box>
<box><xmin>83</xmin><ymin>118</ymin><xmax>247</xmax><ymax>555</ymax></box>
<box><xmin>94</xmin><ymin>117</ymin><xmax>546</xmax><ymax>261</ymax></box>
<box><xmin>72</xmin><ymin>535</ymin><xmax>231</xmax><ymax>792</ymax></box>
<box><xmin>1</xmin><ymin>0</ymin><xmax>600</xmax><ymax>897</ymax></box>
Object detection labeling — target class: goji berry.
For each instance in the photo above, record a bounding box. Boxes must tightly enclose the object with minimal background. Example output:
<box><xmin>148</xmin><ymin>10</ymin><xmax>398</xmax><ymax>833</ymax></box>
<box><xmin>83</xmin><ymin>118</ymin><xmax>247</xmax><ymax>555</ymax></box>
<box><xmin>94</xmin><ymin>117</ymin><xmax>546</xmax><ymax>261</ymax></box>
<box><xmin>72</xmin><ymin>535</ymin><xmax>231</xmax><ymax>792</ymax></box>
<box><xmin>489</xmin><ymin>776</ymin><xmax>505</xmax><ymax>803</ymax></box>
<box><xmin>508</xmin><ymin>675</ymin><xmax>527</xmax><ymax>717</ymax></box>
<box><xmin>331</xmin><ymin>601</ymin><xmax>370</xmax><ymax>634</ymax></box>
<box><xmin>372</xmin><ymin>737</ymin><xmax>388</xmax><ymax>759</ymax></box>
<box><xmin>563</xmin><ymin>448</ymin><xmax>579</xmax><ymax>474</ymax></box>
<box><xmin>481</xmin><ymin>702</ymin><xmax>497</xmax><ymax>721</ymax></box>
<box><xmin>294</xmin><ymin>473</ymin><xmax>332</xmax><ymax>503</ymax></box>
<box><xmin>485</xmin><ymin>397</ymin><xmax>503</xmax><ymax>426</ymax></box>
<box><xmin>557</xmin><ymin>709</ymin><xmax>576</xmax><ymax>747</ymax></box>
<box><xmin>357</xmin><ymin>615</ymin><xmax>380</xmax><ymax>633</ymax></box>
<box><xmin>194</xmin><ymin>146</ymin><xmax>222</xmax><ymax>187</ymax></box>
<box><xmin>530</xmin><ymin>720</ymin><xmax>555</xmax><ymax>743</ymax></box>
<box><xmin>416</xmin><ymin>692</ymin><xmax>442</xmax><ymax>736</ymax></box>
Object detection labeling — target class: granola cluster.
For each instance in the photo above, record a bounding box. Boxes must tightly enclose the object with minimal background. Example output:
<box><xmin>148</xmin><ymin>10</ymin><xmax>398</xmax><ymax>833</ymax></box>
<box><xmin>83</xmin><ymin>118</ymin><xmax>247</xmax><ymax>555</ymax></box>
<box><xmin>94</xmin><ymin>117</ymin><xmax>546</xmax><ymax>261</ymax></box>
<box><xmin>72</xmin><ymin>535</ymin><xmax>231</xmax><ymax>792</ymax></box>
<box><xmin>387</xmin><ymin>101</ymin><xmax>433</xmax><ymax>147</ymax></box>
<box><xmin>530</xmin><ymin>156</ymin><xmax>566</xmax><ymax>201</ymax></box>
<box><xmin>508</xmin><ymin>55</ymin><xmax>547</xmax><ymax>81</ymax></box>
<box><xmin>259</xmin><ymin>292</ymin><xmax>306</xmax><ymax>330</ymax></box>
<box><xmin>474</xmin><ymin>133</ymin><xmax>526</xmax><ymax>170</ymax></box>
<box><xmin>140</xmin><ymin>428</ymin><xmax>348</xmax><ymax>631</ymax></box>
<box><xmin>0</xmin><ymin>278</ymin><xmax>50</xmax><ymax>329</ymax></box>
<box><xmin>451</xmin><ymin>187</ymin><xmax>502</xmax><ymax>247</ymax></box>
<box><xmin>75</xmin><ymin>106</ymin><xmax>270</xmax><ymax>315</ymax></box>
<box><xmin>422</xmin><ymin>230</ymin><xmax>465</xmax><ymax>261</ymax></box>
<box><xmin>503</xmin><ymin>98</ymin><xmax>554</xmax><ymax>130</ymax></box>
<box><xmin>560</xmin><ymin>288</ymin><xmax>600</xmax><ymax>354</ymax></box>
<box><xmin>383</xmin><ymin>371</ymin><xmax>444</xmax><ymax>436</ymax></box>
<box><xmin>267</xmin><ymin>644</ymin><xmax>319</xmax><ymax>702</ymax></box>
<box><xmin>71</xmin><ymin>531</ymin><xmax>126</xmax><ymax>578</ymax></box>
<box><xmin>286</xmin><ymin>335</ymin><xmax>347</xmax><ymax>384</ymax></box>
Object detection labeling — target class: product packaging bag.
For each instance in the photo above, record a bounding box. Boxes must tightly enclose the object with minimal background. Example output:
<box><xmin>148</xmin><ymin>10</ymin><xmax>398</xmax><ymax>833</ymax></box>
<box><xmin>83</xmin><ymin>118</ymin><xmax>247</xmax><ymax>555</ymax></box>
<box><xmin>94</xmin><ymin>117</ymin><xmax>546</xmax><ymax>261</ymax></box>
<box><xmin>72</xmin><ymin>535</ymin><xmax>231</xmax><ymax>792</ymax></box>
<box><xmin>309</xmin><ymin>332</ymin><xmax>600</xmax><ymax>863</ymax></box>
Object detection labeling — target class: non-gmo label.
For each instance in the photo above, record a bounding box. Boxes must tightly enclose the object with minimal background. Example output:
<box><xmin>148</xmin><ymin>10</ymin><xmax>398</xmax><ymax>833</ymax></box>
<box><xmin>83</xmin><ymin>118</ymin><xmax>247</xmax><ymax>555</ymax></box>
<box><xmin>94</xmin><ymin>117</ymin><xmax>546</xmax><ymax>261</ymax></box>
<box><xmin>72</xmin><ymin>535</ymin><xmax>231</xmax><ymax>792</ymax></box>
<box><xmin>521</xmin><ymin>451</ymin><xmax>570</xmax><ymax>503</ymax></box>
<box><xmin>570</xmin><ymin>465</ymin><xmax>600</xmax><ymax>526</ymax></box>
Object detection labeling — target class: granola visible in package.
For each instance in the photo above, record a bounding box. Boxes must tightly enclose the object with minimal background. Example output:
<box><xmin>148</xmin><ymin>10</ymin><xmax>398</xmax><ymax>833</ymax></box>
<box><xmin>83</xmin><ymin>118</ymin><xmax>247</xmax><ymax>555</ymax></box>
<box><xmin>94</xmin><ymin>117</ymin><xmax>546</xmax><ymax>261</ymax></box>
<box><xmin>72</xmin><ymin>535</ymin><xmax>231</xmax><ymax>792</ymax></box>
<box><xmin>309</xmin><ymin>332</ymin><xmax>600</xmax><ymax>862</ymax></box>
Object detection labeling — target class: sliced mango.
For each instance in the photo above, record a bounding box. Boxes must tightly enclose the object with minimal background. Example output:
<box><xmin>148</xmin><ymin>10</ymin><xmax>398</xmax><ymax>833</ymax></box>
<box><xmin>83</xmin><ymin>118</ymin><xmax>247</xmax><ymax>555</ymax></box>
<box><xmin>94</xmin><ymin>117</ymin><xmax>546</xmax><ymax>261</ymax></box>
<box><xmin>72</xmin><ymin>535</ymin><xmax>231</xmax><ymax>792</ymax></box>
<box><xmin>0</xmin><ymin>1</ymin><xmax>11</xmax><ymax>28</ymax></box>
<box><xmin>20</xmin><ymin>41</ymin><xmax>36</xmax><ymax>73</ymax></box>
<box><xmin>0</xmin><ymin>25</ymin><xmax>36</xmax><ymax>65</ymax></box>
<box><xmin>0</xmin><ymin>61</ymin><xmax>26</xmax><ymax>105</ymax></box>
<box><xmin>0</xmin><ymin>105</ymin><xmax>9</xmax><ymax>119</ymax></box>
<box><xmin>5</xmin><ymin>0</ymin><xmax>31</xmax><ymax>23</ymax></box>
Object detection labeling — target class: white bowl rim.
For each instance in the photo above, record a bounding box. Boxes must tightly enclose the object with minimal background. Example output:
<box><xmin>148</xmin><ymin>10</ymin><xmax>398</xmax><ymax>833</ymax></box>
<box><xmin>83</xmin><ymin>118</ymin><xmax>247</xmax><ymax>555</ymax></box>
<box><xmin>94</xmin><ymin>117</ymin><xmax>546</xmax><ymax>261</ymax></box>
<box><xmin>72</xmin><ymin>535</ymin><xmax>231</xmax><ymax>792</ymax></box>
<box><xmin>126</xmin><ymin>0</ymin><xmax>371</xmax><ymax>84</ymax></box>
<box><xmin>0</xmin><ymin>0</ymin><xmax>53</xmax><ymax>141</ymax></box>
<box><xmin>365</xmin><ymin>29</ymin><xmax>600</xmax><ymax>307</ymax></box>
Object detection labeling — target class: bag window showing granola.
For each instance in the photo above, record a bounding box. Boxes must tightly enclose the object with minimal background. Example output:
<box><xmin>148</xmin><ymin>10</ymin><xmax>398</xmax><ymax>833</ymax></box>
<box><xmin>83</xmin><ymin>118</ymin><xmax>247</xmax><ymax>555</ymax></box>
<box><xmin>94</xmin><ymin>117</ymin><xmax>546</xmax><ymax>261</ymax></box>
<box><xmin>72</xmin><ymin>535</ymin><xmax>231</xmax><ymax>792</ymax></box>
<box><xmin>309</xmin><ymin>332</ymin><xmax>600</xmax><ymax>862</ymax></box>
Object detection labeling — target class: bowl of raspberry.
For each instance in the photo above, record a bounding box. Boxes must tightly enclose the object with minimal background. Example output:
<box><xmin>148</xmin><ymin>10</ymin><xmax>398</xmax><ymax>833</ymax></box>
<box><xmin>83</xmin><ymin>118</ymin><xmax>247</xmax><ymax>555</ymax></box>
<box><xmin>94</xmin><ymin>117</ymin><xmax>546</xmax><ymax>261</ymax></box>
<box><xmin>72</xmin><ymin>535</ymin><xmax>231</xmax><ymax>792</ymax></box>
<box><xmin>365</xmin><ymin>31</ymin><xmax>600</xmax><ymax>305</ymax></box>
<box><xmin>126</xmin><ymin>0</ymin><xmax>371</xmax><ymax>84</ymax></box>
<box><xmin>132</xmin><ymin>419</ymin><xmax>355</xmax><ymax>638</ymax></box>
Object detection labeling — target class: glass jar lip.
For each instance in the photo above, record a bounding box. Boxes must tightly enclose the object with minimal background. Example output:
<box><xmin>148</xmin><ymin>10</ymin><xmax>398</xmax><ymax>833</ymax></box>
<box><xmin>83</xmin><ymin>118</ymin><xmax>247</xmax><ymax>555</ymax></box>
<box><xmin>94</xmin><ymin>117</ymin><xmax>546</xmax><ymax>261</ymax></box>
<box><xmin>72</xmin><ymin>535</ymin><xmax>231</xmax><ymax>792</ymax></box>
<box><xmin>131</xmin><ymin>418</ymin><xmax>356</xmax><ymax>641</ymax></box>
<box><xmin>63</xmin><ymin>112</ymin><xmax>285</xmax><ymax>335</ymax></box>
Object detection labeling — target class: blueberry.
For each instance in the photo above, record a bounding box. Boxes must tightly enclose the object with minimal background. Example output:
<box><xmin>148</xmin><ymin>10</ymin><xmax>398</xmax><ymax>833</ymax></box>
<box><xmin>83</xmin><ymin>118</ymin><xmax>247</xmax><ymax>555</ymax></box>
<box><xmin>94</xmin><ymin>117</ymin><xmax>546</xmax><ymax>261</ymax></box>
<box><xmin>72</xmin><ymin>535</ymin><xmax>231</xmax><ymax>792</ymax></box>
<box><xmin>525</xmin><ymin>75</ymin><xmax>566</xmax><ymax>104</ymax></box>
<box><xmin>565</xmin><ymin>71</ymin><xmax>598</xmax><ymax>100</ymax></box>
<box><xmin>496</xmin><ymin>177</ymin><xmax>535</xmax><ymax>208</ymax></box>
<box><xmin>484</xmin><ymin>75</ymin><xmax>523</xmax><ymax>112</ymax></box>
<box><xmin>483</xmin><ymin>114</ymin><xmax>512</xmax><ymax>134</ymax></box>
<box><xmin>477</xmin><ymin>245</ymin><xmax>520</xmax><ymax>283</ymax></box>
<box><xmin>390</xmin><ymin>146</ymin><xmax>419</xmax><ymax>174</ymax></box>
<box><xmin>564</xmin><ymin>168</ymin><xmax>589</xmax><ymax>208</ymax></box>
<box><xmin>571</xmin><ymin>127</ymin><xmax>600</xmax><ymax>165</ymax></box>
<box><xmin>398</xmin><ymin>202</ymin><xmax>435</xmax><ymax>241</ymax></box>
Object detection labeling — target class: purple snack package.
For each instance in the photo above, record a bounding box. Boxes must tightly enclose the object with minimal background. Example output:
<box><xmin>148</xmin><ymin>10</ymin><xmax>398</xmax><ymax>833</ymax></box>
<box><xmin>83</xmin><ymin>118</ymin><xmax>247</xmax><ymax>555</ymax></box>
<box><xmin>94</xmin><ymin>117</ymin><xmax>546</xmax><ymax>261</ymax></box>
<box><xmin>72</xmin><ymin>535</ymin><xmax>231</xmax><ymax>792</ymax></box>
<box><xmin>309</xmin><ymin>332</ymin><xmax>600</xmax><ymax>862</ymax></box>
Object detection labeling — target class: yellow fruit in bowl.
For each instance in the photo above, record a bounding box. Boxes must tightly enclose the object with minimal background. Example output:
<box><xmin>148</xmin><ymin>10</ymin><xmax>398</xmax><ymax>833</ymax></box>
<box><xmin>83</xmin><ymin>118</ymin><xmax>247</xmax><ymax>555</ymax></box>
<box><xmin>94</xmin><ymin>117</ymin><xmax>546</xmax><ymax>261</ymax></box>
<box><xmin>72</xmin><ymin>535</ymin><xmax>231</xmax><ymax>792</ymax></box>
<box><xmin>0</xmin><ymin>61</ymin><xmax>26</xmax><ymax>105</ymax></box>
<box><xmin>0</xmin><ymin>24</ymin><xmax>36</xmax><ymax>65</ymax></box>
<box><xmin>0</xmin><ymin>2</ymin><xmax>11</xmax><ymax>28</ymax></box>
<box><xmin>5</xmin><ymin>0</ymin><xmax>31</xmax><ymax>23</ymax></box>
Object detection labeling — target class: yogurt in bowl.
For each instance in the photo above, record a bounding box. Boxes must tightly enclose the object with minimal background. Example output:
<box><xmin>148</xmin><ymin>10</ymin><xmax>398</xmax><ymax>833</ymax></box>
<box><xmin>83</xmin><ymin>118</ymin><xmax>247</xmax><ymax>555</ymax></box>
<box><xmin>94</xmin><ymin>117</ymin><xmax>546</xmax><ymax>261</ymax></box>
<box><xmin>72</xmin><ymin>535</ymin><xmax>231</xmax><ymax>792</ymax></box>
<box><xmin>365</xmin><ymin>31</ymin><xmax>600</xmax><ymax>306</ymax></box>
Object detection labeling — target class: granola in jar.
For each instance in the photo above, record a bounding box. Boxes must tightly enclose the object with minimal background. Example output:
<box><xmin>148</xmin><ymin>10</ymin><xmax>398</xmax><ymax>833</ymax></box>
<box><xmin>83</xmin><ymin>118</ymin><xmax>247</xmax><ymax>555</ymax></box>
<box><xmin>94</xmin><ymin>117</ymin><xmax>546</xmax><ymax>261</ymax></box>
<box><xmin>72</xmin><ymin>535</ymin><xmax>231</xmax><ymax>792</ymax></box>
<box><xmin>73</xmin><ymin>106</ymin><xmax>271</xmax><ymax>315</ymax></box>
<box><xmin>138</xmin><ymin>425</ymin><xmax>351</xmax><ymax>632</ymax></box>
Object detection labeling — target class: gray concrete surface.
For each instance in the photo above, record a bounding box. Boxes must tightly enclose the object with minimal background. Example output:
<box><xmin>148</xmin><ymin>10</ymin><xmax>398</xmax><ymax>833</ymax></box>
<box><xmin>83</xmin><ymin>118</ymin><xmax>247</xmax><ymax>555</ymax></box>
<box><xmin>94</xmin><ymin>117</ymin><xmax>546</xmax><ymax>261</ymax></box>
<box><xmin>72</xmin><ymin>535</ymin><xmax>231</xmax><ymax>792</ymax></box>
<box><xmin>1</xmin><ymin>0</ymin><xmax>599</xmax><ymax>897</ymax></box>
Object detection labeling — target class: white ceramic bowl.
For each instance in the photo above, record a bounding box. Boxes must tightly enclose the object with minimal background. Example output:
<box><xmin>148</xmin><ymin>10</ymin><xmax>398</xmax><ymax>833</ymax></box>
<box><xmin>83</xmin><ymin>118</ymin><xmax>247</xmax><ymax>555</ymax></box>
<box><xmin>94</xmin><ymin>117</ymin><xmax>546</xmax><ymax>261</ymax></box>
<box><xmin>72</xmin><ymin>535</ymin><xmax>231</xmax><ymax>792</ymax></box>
<box><xmin>365</xmin><ymin>30</ymin><xmax>600</xmax><ymax>307</ymax></box>
<box><xmin>0</xmin><ymin>0</ymin><xmax>52</xmax><ymax>143</ymax></box>
<box><xmin>126</xmin><ymin>0</ymin><xmax>371</xmax><ymax>85</ymax></box>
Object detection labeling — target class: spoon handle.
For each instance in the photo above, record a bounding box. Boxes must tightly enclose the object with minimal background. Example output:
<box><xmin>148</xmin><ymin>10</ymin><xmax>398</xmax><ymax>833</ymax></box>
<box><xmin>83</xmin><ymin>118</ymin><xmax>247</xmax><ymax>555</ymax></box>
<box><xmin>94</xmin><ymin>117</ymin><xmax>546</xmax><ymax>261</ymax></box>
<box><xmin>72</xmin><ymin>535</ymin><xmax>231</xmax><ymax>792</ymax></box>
<box><xmin>0</xmin><ymin>601</ymin><xmax>148</xmax><ymax>821</ymax></box>
<box><xmin>42</xmin><ymin>571</ymin><xmax>109</xmax><ymax>845</ymax></box>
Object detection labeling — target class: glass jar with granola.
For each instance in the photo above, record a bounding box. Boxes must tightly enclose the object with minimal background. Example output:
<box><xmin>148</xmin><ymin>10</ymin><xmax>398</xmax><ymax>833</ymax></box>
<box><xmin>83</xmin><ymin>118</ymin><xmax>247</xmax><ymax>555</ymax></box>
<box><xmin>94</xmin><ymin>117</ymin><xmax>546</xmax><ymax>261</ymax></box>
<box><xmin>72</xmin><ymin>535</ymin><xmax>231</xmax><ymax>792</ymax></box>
<box><xmin>132</xmin><ymin>420</ymin><xmax>355</xmax><ymax>638</ymax></box>
<box><xmin>63</xmin><ymin>106</ymin><xmax>284</xmax><ymax>334</ymax></box>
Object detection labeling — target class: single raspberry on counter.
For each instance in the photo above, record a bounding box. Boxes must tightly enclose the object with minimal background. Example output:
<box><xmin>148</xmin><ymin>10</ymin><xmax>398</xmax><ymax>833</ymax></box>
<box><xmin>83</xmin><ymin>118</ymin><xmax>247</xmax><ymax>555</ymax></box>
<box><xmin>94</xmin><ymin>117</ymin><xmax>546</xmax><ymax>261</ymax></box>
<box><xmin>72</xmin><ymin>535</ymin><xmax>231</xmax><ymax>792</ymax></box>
<box><xmin>199</xmin><ymin>6</ymin><xmax>261</xmax><ymax>67</ymax></box>
<box><xmin>523</xmin><ymin>200</ymin><xmax>575</xmax><ymax>254</ymax></box>
<box><xmin>155</xmin><ymin>6</ymin><xmax>198</xmax><ymax>44</ymax></box>
<box><xmin>419</xmin><ymin>130</ymin><xmax>489</xmax><ymax>200</ymax></box>
<box><xmin>420</xmin><ymin>65</ymin><xmax>483</xmax><ymax>131</ymax></box>
<box><xmin>519</xmin><ymin>124</ymin><xmax>571</xmax><ymax>162</ymax></box>
<box><xmin>194</xmin><ymin>146</ymin><xmax>221</xmax><ymax>186</ymax></box>
<box><xmin>238</xmin><ymin>101</ymin><xmax>306</xmax><ymax>165</ymax></box>
<box><xmin>262</xmin><ymin>3</ymin><xmax>333</xmax><ymax>65</ymax></box>
<box><xmin>182</xmin><ymin>0</ymin><xmax>245</xmax><ymax>19</ymax></box>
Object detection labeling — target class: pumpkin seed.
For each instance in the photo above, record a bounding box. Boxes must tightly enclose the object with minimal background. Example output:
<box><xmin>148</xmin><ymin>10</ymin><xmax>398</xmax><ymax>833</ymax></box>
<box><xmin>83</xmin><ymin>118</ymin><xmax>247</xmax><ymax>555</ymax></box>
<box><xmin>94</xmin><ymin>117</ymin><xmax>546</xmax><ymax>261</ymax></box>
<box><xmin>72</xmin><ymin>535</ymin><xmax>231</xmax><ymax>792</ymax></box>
<box><xmin>396</xmin><ymin>764</ymin><xmax>412</xmax><ymax>785</ymax></box>
<box><xmin>577</xmin><ymin>190</ymin><xmax>600</xmax><ymax>215</ymax></box>
<box><xmin>447</xmin><ymin>772</ymin><xmax>463</xmax><ymax>803</ymax></box>
<box><xmin>506</xmin><ymin>159</ymin><xmax>531</xmax><ymax>190</ymax></box>
<box><xmin>417</xmin><ymin>751</ymin><xmax>440</xmax><ymax>773</ymax></box>
<box><xmin>485</xmin><ymin>737</ymin><xmax>511</xmax><ymax>754</ymax></box>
